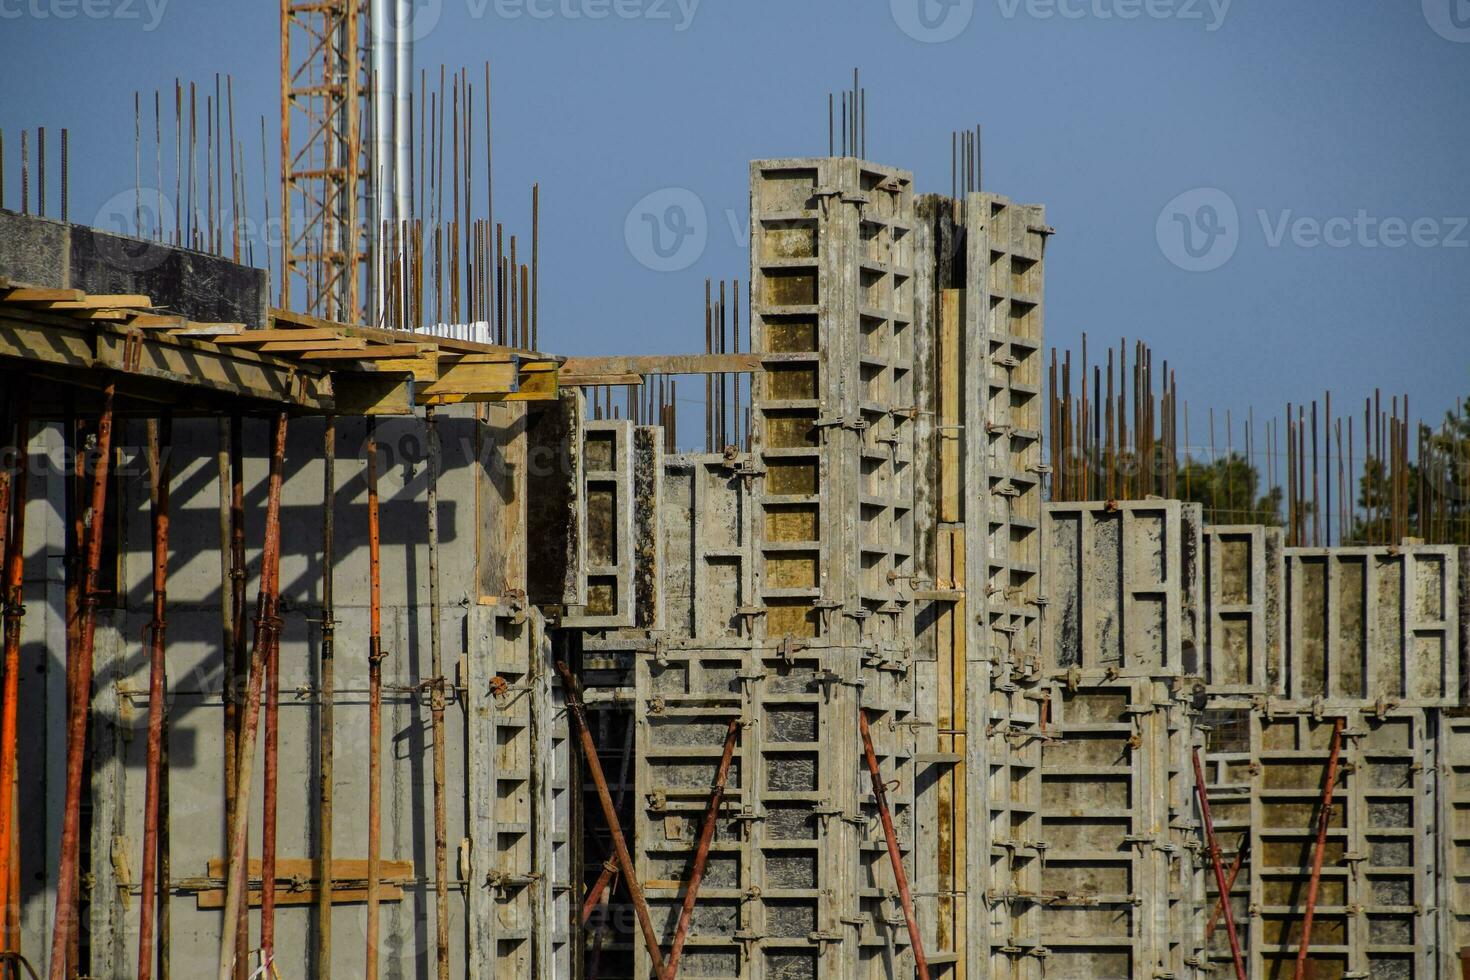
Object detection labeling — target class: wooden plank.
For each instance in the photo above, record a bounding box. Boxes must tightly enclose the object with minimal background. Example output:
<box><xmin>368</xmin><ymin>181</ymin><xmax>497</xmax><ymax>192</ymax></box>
<box><xmin>560</xmin><ymin>373</ymin><xmax>642</xmax><ymax>387</ymax></box>
<box><xmin>126</xmin><ymin>314</ymin><xmax>190</xmax><ymax>329</ymax></box>
<box><xmin>300</xmin><ymin>343</ymin><xmax>429</xmax><ymax>361</ymax></box>
<box><xmin>169</xmin><ymin>322</ymin><xmax>244</xmax><ymax>338</ymax></box>
<box><xmin>34</xmin><ymin>294</ymin><xmax>153</xmax><ymax>309</ymax></box>
<box><xmin>213</xmin><ymin>328</ymin><xmax>346</xmax><ymax>345</ymax></box>
<box><xmin>559</xmin><ymin>353</ymin><xmax>760</xmax><ymax>379</ymax></box>
<box><xmin>333</xmin><ymin>374</ymin><xmax>416</xmax><ymax>416</ymax></box>
<box><xmin>257</xmin><ymin>340</ymin><xmax>368</xmax><ymax>354</ymax></box>
<box><xmin>1</xmin><ymin>287</ymin><xmax>84</xmax><ymax>303</ymax></box>
<box><xmin>270</xmin><ymin>306</ymin><xmax>516</xmax><ymax>356</ymax></box>
<box><xmin>416</xmin><ymin>359</ymin><xmax>518</xmax><ymax>398</ymax></box>
<box><xmin>205</xmin><ymin>858</ymin><xmax>414</xmax><ymax>880</ymax></box>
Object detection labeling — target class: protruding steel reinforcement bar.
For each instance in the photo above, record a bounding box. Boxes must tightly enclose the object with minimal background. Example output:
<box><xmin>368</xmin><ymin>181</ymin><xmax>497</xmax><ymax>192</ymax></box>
<box><xmin>858</xmin><ymin>709</ymin><xmax>931</xmax><ymax>980</ymax></box>
<box><xmin>366</xmin><ymin>420</ymin><xmax>384</xmax><ymax>980</ymax></box>
<box><xmin>664</xmin><ymin>718</ymin><xmax>740</xmax><ymax>980</ymax></box>
<box><xmin>216</xmin><ymin>411</ymin><xmax>289</xmax><ymax>980</ymax></box>
<box><xmin>1294</xmin><ymin>718</ymin><xmax>1345</xmax><ymax>980</ymax></box>
<box><xmin>553</xmin><ymin>660</ymin><xmax>667</xmax><ymax>979</ymax></box>
<box><xmin>49</xmin><ymin>382</ymin><xmax>116</xmax><ymax>980</ymax></box>
<box><xmin>1192</xmin><ymin>747</ymin><xmax>1247</xmax><ymax>980</ymax></box>
<box><xmin>317</xmin><ymin>416</ymin><xmax>337</xmax><ymax>978</ymax></box>
<box><xmin>0</xmin><ymin>394</ymin><xmax>28</xmax><ymax>964</ymax></box>
<box><xmin>425</xmin><ymin>407</ymin><xmax>450</xmax><ymax>980</ymax></box>
<box><xmin>138</xmin><ymin>415</ymin><xmax>173</xmax><ymax>980</ymax></box>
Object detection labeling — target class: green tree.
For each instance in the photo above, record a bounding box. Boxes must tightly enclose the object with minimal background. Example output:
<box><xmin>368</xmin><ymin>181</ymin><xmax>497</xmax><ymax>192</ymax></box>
<box><xmin>1177</xmin><ymin>453</ymin><xmax>1283</xmax><ymax>527</ymax></box>
<box><xmin>1352</xmin><ymin>395</ymin><xmax>1470</xmax><ymax>546</ymax></box>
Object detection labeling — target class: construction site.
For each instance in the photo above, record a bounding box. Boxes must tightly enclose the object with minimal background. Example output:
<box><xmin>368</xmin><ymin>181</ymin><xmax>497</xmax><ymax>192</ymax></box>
<box><xmin>0</xmin><ymin>5</ymin><xmax>1468</xmax><ymax>980</ymax></box>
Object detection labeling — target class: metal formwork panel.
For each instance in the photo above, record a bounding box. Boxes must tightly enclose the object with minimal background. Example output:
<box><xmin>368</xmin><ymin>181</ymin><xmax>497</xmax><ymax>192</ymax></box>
<box><xmin>467</xmin><ymin>603</ymin><xmax>572</xmax><ymax>978</ymax></box>
<box><xmin>630</xmin><ymin>646</ymin><xmax>918</xmax><ymax>979</ymax></box>
<box><xmin>991</xmin><ymin>678</ymin><xmax>1196</xmax><ymax>980</ymax></box>
<box><xmin>965</xmin><ymin>193</ymin><xmax>1047</xmax><ymax>683</ymax></box>
<box><xmin>1224</xmin><ymin>709</ymin><xmax>1440</xmax><ymax>980</ymax></box>
<box><xmin>564</xmin><ymin>419</ymin><xmax>636</xmax><ymax>628</ymax></box>
<box><xmin>1284</xmin><ymin>547</ymin><xmax>1460</xmax><ymax>706</ymax></box>
<box><xmin>659</xmin><ymin>453</ymin><xmax>754</xmax><ymax>644</ymax></box>
<box><xmin>1202</xmin><ymin>526</ymin><xmax>1286</xmax><ymax>694</ymax></box>
<box><xmin>748</xmin><ymin>158</ymin><xmax>916</xmax><ymax>652</ymax></box>
<box><xmin>1439</xmin><ymin>713</ymin><xmax>1470</xmax><ymax>978</ymax></box>
<box><xmin>1040</xmin><ymin>501</ymin><xmax>1203</xmax><ymax>676</ymax></box>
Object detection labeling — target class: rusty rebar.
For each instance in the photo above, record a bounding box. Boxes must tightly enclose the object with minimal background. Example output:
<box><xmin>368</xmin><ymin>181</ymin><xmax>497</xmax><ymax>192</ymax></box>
<box><xmin>49</xmin><ymin>382</ymin><xmax>116</xmax><ymax>980</ymax></box>
<box><xmin>858</xmin><ymin>709</ymin><xmax>930</xmax><ymax>980</ymax></box>
<box><xmin>0</xmin><ymin>395</ymin><xmax>27</xmax><ymax>963</ymax></box>
<box><xmin>1192</xmin><ymin>747</ymin><xmax>1247</xmax><ymax>980</ymax></box>
<box><xmin>216</xmin><ymin>412</ymin><xmax>289</xmax><ymax>980</ymax></box>
<box><xmin>665</xmin><ymin>718</ymin><xmax>740</xmax><ymax>980</ymax></box>
<box><xmin>554</xmin><ymin>661</ymin><xmax>667</xmax><ymax>978</ymax></box>
<box><xmin>317</xmin><ymin>416</ymin><xmax>337</xmax><ymax>977</ymax></box>
<box><xmin>137</xmin><ymin>415</ymin><xmax>173</xmax><ymax>980</ymax></box>
<box><xmin>1294</xmin><ymin>718</ymin><xmax>1345</xmax><ymax>980</ymax></box>
<box><xmin>365</xmin><ymin>420</ymin><xmax>384</xmax><ymax>980</ymax></box>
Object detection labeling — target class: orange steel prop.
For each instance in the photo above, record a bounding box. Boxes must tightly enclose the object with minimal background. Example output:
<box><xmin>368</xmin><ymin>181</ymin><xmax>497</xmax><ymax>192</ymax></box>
<box><xmin>48</xmin><ymin>383</ymin><xmax>115</xmax><ymax>980</ymax></box>
<box><xmin>664</xmin><ymin>718</ymin><xmax>740</xmax><ymax>980</ymax></box>
<box><xmin>1294</xmin><ymin>718</ymin><xmax>1346</xmax><ymax>980</ymax></box>
<box><xmin>1192</xmin><ymin>747</ymin><xmax>1248</xmax><ymax>980</ymax></box>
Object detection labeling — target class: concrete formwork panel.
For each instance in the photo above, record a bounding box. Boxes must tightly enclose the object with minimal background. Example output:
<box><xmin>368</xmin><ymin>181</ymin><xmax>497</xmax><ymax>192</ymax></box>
<box><xmin>659</xmin><ymin>453</ymin><xmax>754</xmax><ymax>644</ymax></box>
<box><xmin>565</xmin><ymin>420</ymin><xmax>637</xmax><ymax>629</ymax></box>
<box><xmin>748</xmin><ymin>157</ymin><xmax>917</xmax><ymax>652</ymax></box>
<box><xmin>1202</xmin><ymin>708</ymin><xmax>1439</xmax><ymax>979</ymax></box>
<box><xmin>986</xmin><ymin>677</ymin><xmax>1199</xmax><ymax>980</ymax></box>
<box><xmin>1201</xmin><ymin>526</ymin><xmax>1286</xmax><ymax>694</ymax></box>
<box><xmin>1041</xmin><ymin>501</ymin><xmax>1203</xmax><ymax>677</ymax></box>
<box><xmin>1284</xmin><ymin>547</ymin><xmax>1460</xmax><ymax>707</ymax></box>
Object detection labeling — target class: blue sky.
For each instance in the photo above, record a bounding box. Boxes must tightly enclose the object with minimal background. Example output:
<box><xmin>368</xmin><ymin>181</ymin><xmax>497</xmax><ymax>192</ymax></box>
<box><xmin>1</xmin><ymin>0</ymin><xmax>1467</xmax><ymax>451</ymax></box>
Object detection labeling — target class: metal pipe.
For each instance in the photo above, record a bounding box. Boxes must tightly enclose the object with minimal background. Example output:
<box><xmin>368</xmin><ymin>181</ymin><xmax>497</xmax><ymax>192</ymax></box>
<box><xmin>137</xmin><ymin>415</ymin><xmax>173</xmax><ymax>980</ymax></box>
<box><xmin>1294</xmin><ymin>718</ymin><xmax>1346</xmax><ymax>980</ymax></box>
<box><xmin>317</xmin><ymin>416</ymin><xmax>337</xmax><ymax>978</ymax></box>
<box><xmin>48</xmin><ymin>382</ymin><xmax>117</xmax><ymax>980</ymax></box>
<box><xmin>394</xmin><ymin>0</ymin><xmax>412</xmax><ymax>226</ymax></box>
<box><xmin>425</xmin><ymin>408</ymin><xmax>449</xmax><ymax>980</ymax></box>
<box><xmin>1192</xmin><ymin>747</ymin><xmax>1247</xmax><ymax>980</ymax></box>
<box><xmin>158</xmin><ymin>688</ymin><xmax>171</xmax><ymax>980</ymax></box>
<box><xmin>665</xmin><ymin>718</ymin><xmax>739</xmax><ymax>980</ymax></box>
<box><xmin>216</xmin><ymin>412</ymin><xmax>289</xmax><ymax>980</ymax></box>
<box><xmin>858</xmin><ymin>709</ymin><xmax>930</xmax><ymax>980</ymax></box>
<box><xmin>553</xmin><ymin>661</ymin><xmax>667</xmax><ymax>978</ymax></box>
<box><xmin>365</xmin><ymin>420</ymin><xmax>384</xmax><ymax>980</ymax></box>
<box><xmin>0</xmin><ymin>395</ymin><xmax>27</xmax><ymax>963</ymax></box>
<box><xmin>1204</xmin><ymin>839</ymin><xmax>1247</xmax><ymax>942</ymax></box>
